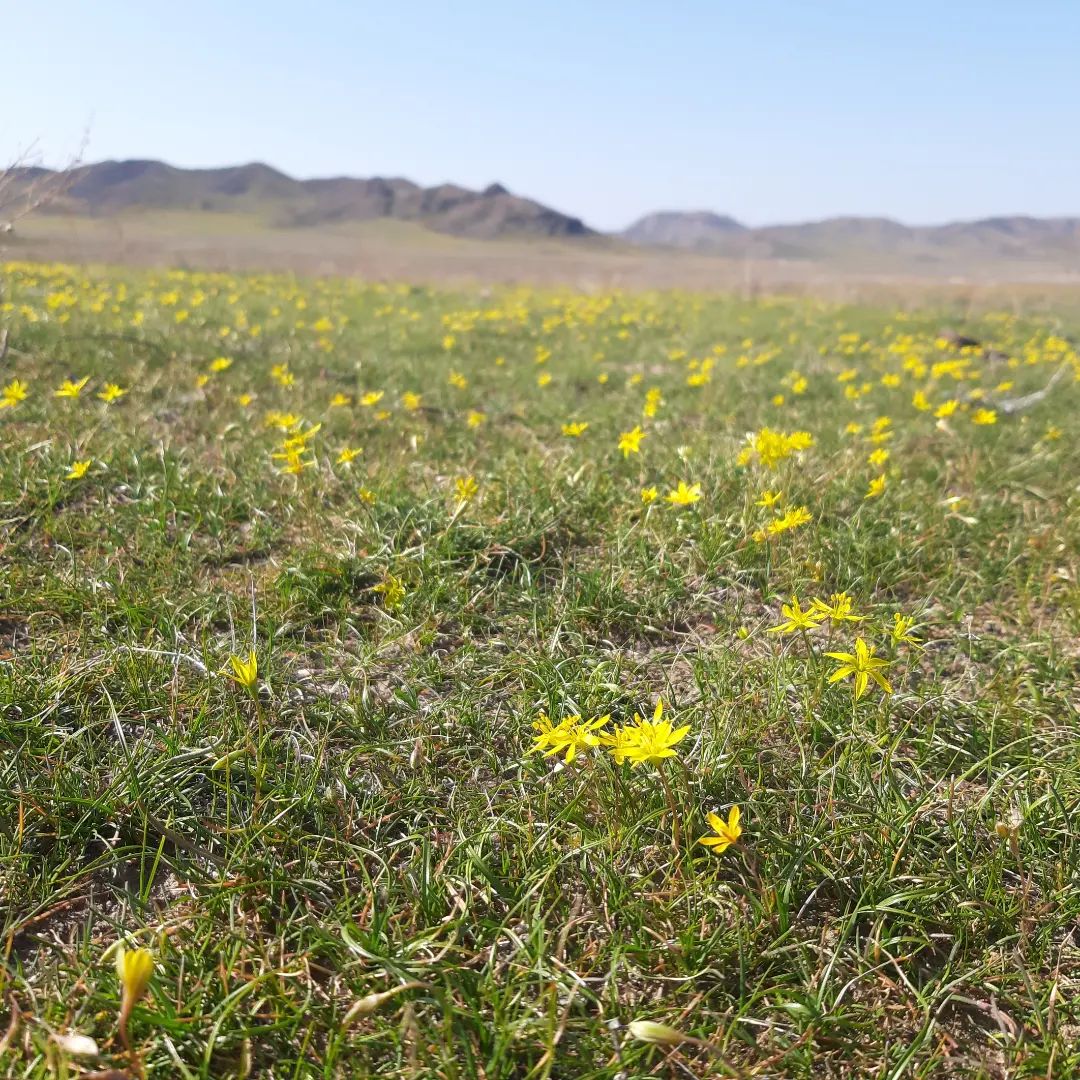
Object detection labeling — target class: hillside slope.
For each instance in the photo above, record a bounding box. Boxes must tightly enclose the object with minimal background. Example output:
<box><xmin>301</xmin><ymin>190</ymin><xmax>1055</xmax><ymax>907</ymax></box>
<box><xmin>621</xmin><ymin>210</ymin><xmax>1080</xmax><ymax>262</ymax></box>
<box><xmin>6</xmin><ymin>160</ymin><xmax>594</xmax><ymax>240</ymax></box>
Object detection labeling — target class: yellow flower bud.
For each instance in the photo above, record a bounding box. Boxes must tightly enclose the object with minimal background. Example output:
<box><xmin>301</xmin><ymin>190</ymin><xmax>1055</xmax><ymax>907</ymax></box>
<box><xmin>225</xmin><ymin>651</ymin><xmax>259</xmax><ymax>691</ymax></box>
<box><xmin>628</xmin><ymin>1019</ymin><xmax>686</xmax><ymax>1045</ymax></box>
<box><xmin>115</xmin><ymin>945</ymin><xmax>154</xmax><ymax>1012</ymax></box>
<box><xmin>340</xmin><ymin>982</ymin><xmax>426</xmax><ymax>1029</ymax></box>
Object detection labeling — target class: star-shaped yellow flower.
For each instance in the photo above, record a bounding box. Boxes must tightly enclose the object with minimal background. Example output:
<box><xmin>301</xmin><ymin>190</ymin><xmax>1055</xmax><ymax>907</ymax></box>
<box><xmin>699</xmin><ymin>805</ymin><xmax>742</xmax><ymax>854</ymax></box>
<box><xmin>618</xmin><ymin>425</ymin><xmax>647</xmax><ymax>458</ymax></box>
<box><xmin>825</xmin><ymin>638</ymin><xmax>892</xmax><ymax>699</ymax></box>
<box><xmin>665</xmin><ymin>481</ymin><xmax>702</xmax><ymax>506</ymax></box>
<box><xmin>55</xmin><ymin>376</ymin><xmax>90</xmax><ymax>398</ymax></box>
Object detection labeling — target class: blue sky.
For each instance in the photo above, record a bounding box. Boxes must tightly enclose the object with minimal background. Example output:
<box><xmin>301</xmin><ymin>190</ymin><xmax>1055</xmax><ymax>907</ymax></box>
<box><xmin>4</xmin><ymin>1</ymin><xmax>1078</xmax><ymax>230</ymax></box>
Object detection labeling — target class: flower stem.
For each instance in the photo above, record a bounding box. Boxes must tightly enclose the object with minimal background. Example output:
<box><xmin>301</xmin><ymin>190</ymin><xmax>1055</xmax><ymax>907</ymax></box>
<box><xmin>658</xmin><ymin>764</ymin><xmax>681</xmax><ymax>850</ymax></box>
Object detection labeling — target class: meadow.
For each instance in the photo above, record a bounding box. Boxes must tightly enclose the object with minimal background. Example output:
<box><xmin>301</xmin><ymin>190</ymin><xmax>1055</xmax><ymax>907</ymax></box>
<box><xmin>1</xmin><ymin>261</ymin><xmax>1079</xmax><ymax>1078</ymax></box>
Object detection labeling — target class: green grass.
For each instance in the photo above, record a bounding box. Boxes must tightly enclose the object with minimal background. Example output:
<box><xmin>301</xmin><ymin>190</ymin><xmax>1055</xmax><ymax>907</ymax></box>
<box><xmin>2</xmin><ymin>262</ymin><xmax>1080</xmax><ymax>1077</ymax></box>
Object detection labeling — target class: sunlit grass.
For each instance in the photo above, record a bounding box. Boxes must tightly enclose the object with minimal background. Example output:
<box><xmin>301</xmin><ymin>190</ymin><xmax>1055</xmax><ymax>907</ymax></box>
<box><xmin>2</xmin><ymin>261</ymin><xmax>1079</xmax><ymax>1076</ymax></box>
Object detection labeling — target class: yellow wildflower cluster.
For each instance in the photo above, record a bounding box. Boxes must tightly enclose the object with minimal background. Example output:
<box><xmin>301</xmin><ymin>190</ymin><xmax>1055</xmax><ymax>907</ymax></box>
<box><xmin>530</xmin><ymin>699</ymin><xmax>690</xmax><ymax>768</ymax></box>
<box><xmin>763</xmin><ymin>592</ymin><xmax>923</xmax><ymax>699</ymax></box>
<box><xmin>272</xmin><ymin>422</ymin><xmax>320</xmax><ymax>474</ymax></box>
<box><xmin>737</xmin><ymin>427</ymin><xmax>815</xmax><ymax>469</ymax></box>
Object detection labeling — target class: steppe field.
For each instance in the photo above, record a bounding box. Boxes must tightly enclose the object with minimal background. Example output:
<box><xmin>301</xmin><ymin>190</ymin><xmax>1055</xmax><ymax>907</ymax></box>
<box><xmin>3</xmin><ymin>259</ymin><xmax>1080</xmax><ymax>1078</ymax></box>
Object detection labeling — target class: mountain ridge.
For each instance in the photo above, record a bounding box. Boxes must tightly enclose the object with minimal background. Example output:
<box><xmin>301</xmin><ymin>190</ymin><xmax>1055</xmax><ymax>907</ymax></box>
<box><xmin>620</xmin><ymin>210</ymin><xmax>1080</xmax><ymax>261</ymax></box>
<box><xmin>6</xmin><ymin>159</ymin><xmax>594</xmax><ymax>241</ymax></box>
<box><xmin>5</xmin><ymin>159</ymin><xmax>1080</xmax><ymax>261</ymax></box>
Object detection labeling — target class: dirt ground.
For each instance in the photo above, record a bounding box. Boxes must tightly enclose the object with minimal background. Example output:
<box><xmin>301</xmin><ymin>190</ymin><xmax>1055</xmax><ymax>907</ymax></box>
<box><xmin>6</xmin><ymin>210</ymin><xmax>1080</xmax><ymax>303</ymax></box>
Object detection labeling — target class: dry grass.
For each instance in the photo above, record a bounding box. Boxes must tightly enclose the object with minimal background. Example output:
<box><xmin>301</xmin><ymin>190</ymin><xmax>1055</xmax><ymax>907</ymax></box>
<box><xmin>9</xmin><ymin>210</ymin><xmax>1080</xmax><ymax>299</ymax></box>
<box><xmin>2</xmin><ymin>260</ymin><xmax>1080</xmax><ymax>1077</ymax></box>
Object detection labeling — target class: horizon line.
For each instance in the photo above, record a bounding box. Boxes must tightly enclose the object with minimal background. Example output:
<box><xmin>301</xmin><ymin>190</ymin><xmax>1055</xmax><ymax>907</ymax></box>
<box><xmin>17</xmin><ymin>154</ymin><xmax>1080</xmax><ymax>234</ymax></box>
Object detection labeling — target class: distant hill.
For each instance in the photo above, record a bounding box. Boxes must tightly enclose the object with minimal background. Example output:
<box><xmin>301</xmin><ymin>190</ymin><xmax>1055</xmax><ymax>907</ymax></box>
<box><xmin>621</xmin><ymin>210</ymin><xmax>1080</xmax><ymax>263</ymax></box>
<box><xmin>622</xmin><ymin>211</ymin><xmax>746</xmax><ymax>251</ymax></box>
<box><xmin>6</xmin><ymin>160</ymin><xmax>1080</xmax><ymax>266</ymax></box>
<box><xmin>6</xmin><ymin>159</ymin><xmax>593</xmax><ymax>241</ymax></box>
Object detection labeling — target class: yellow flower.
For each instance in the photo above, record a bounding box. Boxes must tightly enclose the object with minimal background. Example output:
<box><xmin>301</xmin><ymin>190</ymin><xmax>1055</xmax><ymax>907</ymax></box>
<box><xmin>912</xmin><ymin>389</ymin><xmax>931</xmax><ymax>411</ymax></box>
<box><xmin>280</xmin><ymin>423</ymin><xmax>321</xmax><ymax>448</ymax></box>
<box><xmin>665</xmin><ymin>481</ymin><xmax>701</xmax><ymax>506</ymax></box>
<box><xmin>868</xmin><ymin>448</ymin><xmax>889</xmax><ymax>467</ymax></box>
<box><xmin>454</xmin><ymin>475</ymin><xmax>479</xmax><ymax>502</ymax></box>
<box><xmin>825</xmin><ymin>638</ymin><xmax>892</xmax><ymax>699</ymax></box>
<box><xmin>537</xmin><ymin>372</ymin><xmax>552</xmax><ymax>388</ymax></box>
<box><xmin>374</xmin><ymin>572</ymin><xmax>407</xmax><ymax>610</ymax></box>
<box><xmin>889</xmin><ymin>612</ymin><xmax>922</xmax><ymax>646</ymax></box>
<box><xmin>336</xmin><ymin>446</ymin><xmax>363</xmax><ymax>465</ymax></box>
<box><xmin>972</xmin><ymin>408</ymin><xmax>998</xmax><ymax>425</ymax></box>
<box><xmin>530</xmin><ymin>713</ymin><xmax>610</xmax><ymax>764</ymax></box>
<box><xmin>97</xmin><ymin>383</ymin><xmax>127</xmax><ymax>403</ymax></box>
<box><xmin>54</xmin><ymin>376</ymin><xmax>90</xmax><ymax>398</ymax></box>
<box><xmin>755</xmin><ymin>489</ymin><xmax>782</xmax><ymax>508</ymax></box>
<box><xmin>66</xmin><ymin>458</ymin><xmax>93</xmax><ymax>480</ymax></box>
<box><xmin>210</xmin><ymin>357</ymin><xmax>233</xmax><ymax>372</ymax></box>
<box><xmin>562</xmin><ymin>421</ymin><xmax>589</xmax><ymax>437</ymax></box>
<box><xmin>273</xmin><ymin>447</ymin><xmax>314</xmax><ymax>474</ymax></box>
<box><xmin>360</xmin><ymin>390</ymin><xmax>385</xmax><ymax>407</ymax></box>
<box><xmin>195</xmin><ymin>373</ymin><xmax>210</xmax><ymax>389</ymax></box>
<box><xmin>237</xmin><ymin>393</ymin><xmax>254</xmax><ymax>408</ymax></box>
<box><xmin>114</xmin><ymin>943</ymin><xmax>154</xmax><ymax>1018</ymax></box>
<box><xmin>602</xmin><ymin>723</ymin><xmax>644</xmax><ymax>765</ymax></box>
<box><xmin>699</xmin><ymin>805</ymin><xmax>742</xmax><ymax>854</ymax></box>
<box><xmin>618</xmin><ymin>425</ymin><xmax>647</xmax><ymax>458</ymax></box>
<box><xmin>935</xmin><ymin>399</ymin><xmax>958</xmax><ymax>418</ymax></box>
<box><xmin>265</xmin><ymin>411</ymin><xmax>299</xmax><ymax>430</ymax></box>
<box><xmin>448</xmin><ymin>370</ymin><xmax>468</xmax><ymax>390</ymax></box>
<box><xmin>640</xmin><ymin>486</ymin><xmax>659</xmax><ymax>505</ymax></box>
<box><xmin>766</xmin><ymin>597</ymin><xmax>822</xmax><ymax>634</ymax></box>
<box><xmin>1</xmin><ymin>378</ymin><xmax>29</xmax><ymax>407</ymax></box>
<box><xmin>865</xmin><ymin>474</ymin><xmax>886</xmax><ymax>499</ymax></box>
<box><xmin>611</xmin><ymin>699</ymin><xmax>691</xmax><ymax>767</ymax></box>
<box><xmin>358</xmin><ymin>487</ymin><xmax>378</xmax><ymax>504</ymax></box>
<box><xmin>225</xmin><ymin>651</ymin><xmax>259</xmax><ymax>690</ymax></box>
<box><xmin>778</xmin><ymin>505</ymin><xmax>811</xmax><ymax>531</ymax></box>
<box><xmin>754</xmin><ymin>505</ymin><xmax>813</xmax><ymax>542</ymax></box>
<box><xmin>628</xmin><ymin>1020</ymin><xmax>687</xmax><ymax>1046</ymax></box>
<box><xmin>467</xmin><ymin>410</ymin><xmax>486</xmax><ymax>428</ymax></box>
<box><xmin>739</xmin><ymin>427</ymin><xmax>814</xmax><ymax>469</ymax></box>
<box><xmin>329</xmin><ymin>392</ymin><xmax>352</xmax><ymax>407</ymax></box>
<box><xmin>401</xmin><ymin>391</ymin><xmax>422</xmax><ymax>411</ymax></box>
<box><xmin>810</xmin><ymin>592</ymin><xmax>864</xmax><ymax>624</ymax></box>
